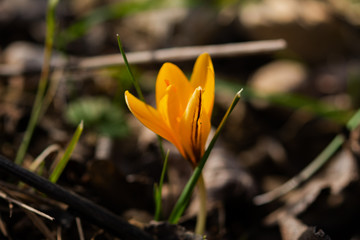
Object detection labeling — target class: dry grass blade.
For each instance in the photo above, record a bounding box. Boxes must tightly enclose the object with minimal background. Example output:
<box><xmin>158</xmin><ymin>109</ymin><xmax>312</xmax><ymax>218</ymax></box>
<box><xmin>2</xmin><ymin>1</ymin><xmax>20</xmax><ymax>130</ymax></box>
<box><xmin>0</xmin><ymin>190</ymin><xmax>54</xmax><ymax>221</ymax></box>
<box><xmin>0</xmin><ymin>215</ymin><xmax>8</xmax><ymax>238</ymax></box>
<box><xmin>76</xmin><ymin>217</ymin><xmax>85</xmax><ymax>240</ymax></box>
<box><xmin>30</xmin><ymin>144</ymin><xmax>61</xmax><ymax>172</ymax></box>
<box><xmin>56</xmin><ymin>226</ymin><xmax>62</xmax><ymax>240</ymax></box>
<box><xmin>0</xmin><ymin>155</ymin><xmax>153</xmax><ymax>240</ymax></box>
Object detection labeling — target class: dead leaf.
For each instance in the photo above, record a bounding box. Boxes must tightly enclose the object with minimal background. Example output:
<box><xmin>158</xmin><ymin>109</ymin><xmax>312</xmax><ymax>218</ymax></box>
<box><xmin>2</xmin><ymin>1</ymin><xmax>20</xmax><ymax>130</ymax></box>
<box><xmin>279</xmin><ymin>215</ymin><xmax>331</xmax><ymax>240</ymax></box>
<box><xmin>279</xmin><ymin>215</ymin><xmax>308</xmax><ymax>240</ymax></box>
<box><xmin>265</xmin><ymin>148</ymin><xmax>358</xmax><ymax>225</ymax></box>
<box><xmin>185</xmin><ymin>144</ymin><xmax>255</xmax><ymax>218</ymax></box>
<box><xmin>0</xmin><ymin>215</ymin><xmax>8</xmax><ymax>238</ymax></box>
<box><xmin>249</xmin><ymin>60</ymin><xmax>307</xmax><ymax>95</ymax></box>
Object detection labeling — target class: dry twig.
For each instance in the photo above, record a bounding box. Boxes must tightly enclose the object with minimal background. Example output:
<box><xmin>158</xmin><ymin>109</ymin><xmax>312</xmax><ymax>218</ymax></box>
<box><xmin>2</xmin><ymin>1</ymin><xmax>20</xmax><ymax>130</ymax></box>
<box><xmin>72</xmin><ymin>39</ymin><xmax>286</xmax><ymax>70</ymax></box>
<box><xmin>0</xmin><ymin>39</ymin><xmax>286</xmax><ymax>76</ymax></box>
<box><xmin>76</xmin><ymin>217</ymin><xmax>85</xmax><ymax>240</ymax></box>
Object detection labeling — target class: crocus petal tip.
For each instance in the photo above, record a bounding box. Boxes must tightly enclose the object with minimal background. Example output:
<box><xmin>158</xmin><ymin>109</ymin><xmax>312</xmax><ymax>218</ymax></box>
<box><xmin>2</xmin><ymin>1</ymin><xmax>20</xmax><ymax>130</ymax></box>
<box><xmin>124</xmin><ymin>90</ymin><xmax>130</xmax><ymax>102</ymax></box>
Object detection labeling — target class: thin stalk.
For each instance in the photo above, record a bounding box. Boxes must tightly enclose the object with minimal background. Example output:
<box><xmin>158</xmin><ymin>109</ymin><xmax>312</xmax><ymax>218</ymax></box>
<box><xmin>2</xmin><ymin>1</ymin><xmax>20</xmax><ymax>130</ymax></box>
<box><xmin>117</xmin><ymin>34</ymin><xmax>167</xmax><ymax>179</ymax></box>
<box><xmin>253</xmin><ymin>108</ymin><xmax>360</xmax><ymax>205</ymax></box>
<box><xmin>15</xmin><ymin>0</ymin><xmax>59</xmax><ymax>165</ymax></box>
<box><xmin>154</xmin><ymin>150</ymin><xmax>170</xmax><ymax>221</ymax></box>
<box><xmin>157</xmin><ymin>135</ymin><xmax>166</xmax><ymax>162</ymax></box>
<box><xmin>168</xmin><ymin>89</ymin><xmax>243</xmax><ymax>224</ymax></box>
<box><xmin>195</xmin><ymin>173</ymin><xmax>207</xmax><ymax>235</ymax></box>
<box><xmin>117</xmin><ymin>35</ymin><xmax>144</xmax><ymax>102</ymax></box>
<box><xmin>0</xmin><ymin>190</ymin><xmax>54</xmax><ymax>221</ymax></box>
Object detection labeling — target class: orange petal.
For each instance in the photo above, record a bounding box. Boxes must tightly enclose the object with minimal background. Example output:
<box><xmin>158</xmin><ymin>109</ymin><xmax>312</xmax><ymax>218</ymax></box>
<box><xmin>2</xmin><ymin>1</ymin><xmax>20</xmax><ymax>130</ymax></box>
<box><xmin>179</xmin><ymin>87</ymin><xmax>211</xmax><ymax>165</ymax></box>
<box><xmin>125</xmin><ymin>91</ymin><xmax>186</xmax><ymax>159</ymax></box>
<box><xmin>198</xmin><ymin>109</ymin><xmax>211</xmax><ymax>160</ymax></box>
<box><xmin>125</xmin><ymin>91</ymin><xmax>175</xmax><ymax>144</ymax></box>
<box><xmin>190</xmin><ymin>53</ymin><xmax>215</xmax><ymax>117</ymax></box>
<box><xmin>156</xmin><ymin>63</ymin><xmax>193</xmax><ymax>110</ymax></box>
<box><xmin>157</xmin><ymin>85</ymin><xmax>181</xmax><ymax>129</ymax></box>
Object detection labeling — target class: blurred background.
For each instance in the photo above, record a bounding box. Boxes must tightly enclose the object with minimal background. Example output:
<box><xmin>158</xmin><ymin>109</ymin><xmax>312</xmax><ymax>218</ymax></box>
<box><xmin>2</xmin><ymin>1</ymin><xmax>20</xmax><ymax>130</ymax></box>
<box><xmin>1</xmin><ymin>0</ymin><xmax>360</xmax><ymax>239</ymax></box>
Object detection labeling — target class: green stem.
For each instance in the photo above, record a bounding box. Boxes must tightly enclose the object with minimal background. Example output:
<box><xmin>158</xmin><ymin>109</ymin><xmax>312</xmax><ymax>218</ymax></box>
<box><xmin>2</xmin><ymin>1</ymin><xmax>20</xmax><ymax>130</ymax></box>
<box><xmin>15</xmin><ymin>0</ymin><xmax>59</xmax><ymax>165</ymax></box>
<box><xmin>195</xmin><ymin>173</ymin><xmax>207</xmax><ymax>235</ymax></box>
<box><xmin>117</xmin><ymin>35</ymin><xmax>167</xmax><ymax>186</ymax></box>
<box><xmin>154</xmin><ymin>150</ymin><xmax>169</xmax><ymax>221</ymax></box>
<box><xmin>156</xmin><ymin>135</ymin><xmax>166</xmax><ymax>162</ymax></box>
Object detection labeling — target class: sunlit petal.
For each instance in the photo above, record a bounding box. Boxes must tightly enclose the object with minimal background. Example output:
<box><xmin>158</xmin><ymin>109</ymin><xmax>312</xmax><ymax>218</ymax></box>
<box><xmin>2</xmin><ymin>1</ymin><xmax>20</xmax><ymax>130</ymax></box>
<box><xmin>190</xmin><ymin>53</ymin><xmax>215</xmax><ymax>116</ymax></box>
<box><xmin>179</xmin><ymin>87</ymin><xmax>210</xmax><ymax>165</ymax></box>
<box><xmin>125</xmin><ymin>90</ymin><xmax>186</xmax><ymax>159</ymax></box>
<box><xmin>157</xmin><ymin>85</ymin><xmax>181</xmax><ymax>129</ymax></box>
<box><xmin>126</xmin><ymin>53</ymin><xmax>215</xmax><ymax>166</ymax></box>
<box><xmin>125</xmin><ymin>91</ymin><xmax>174</xmax><ymax>143</ymax></box>
<box><xmin>156</xmin><ymin>63</ymin><xmax>193</xmax><ymax>110</ymax></box>
<box><xmin>198</xmin><ymin>106</ymin><xmax>211</xmax><ymax>159</ymax></box>
<box><xmin>166</xmin><ymin>85</ymin><xmax>183</xmax><ymax>128</ymax></box>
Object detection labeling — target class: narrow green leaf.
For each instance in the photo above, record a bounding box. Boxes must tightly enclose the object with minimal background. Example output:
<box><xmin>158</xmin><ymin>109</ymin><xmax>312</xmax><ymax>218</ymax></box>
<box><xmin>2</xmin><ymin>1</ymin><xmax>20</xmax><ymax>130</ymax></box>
<box><xmin>118</xmin><ymin>34</ymin><xmax>167</xmax><ymax>182</ymax></box>
<box><xmin>49</xmin><ymin>121</ymin><xmax>84</xmax><ymax>183</ymax></box>
<box><xmin>117</xmin><ymin>35</ymin><xmax>145</xmax><ymax>102</ymax></box>
<box><xmin>15</xmin><ymin>0</ymin><xmax>59</xmax><ymax>165</ymax></box>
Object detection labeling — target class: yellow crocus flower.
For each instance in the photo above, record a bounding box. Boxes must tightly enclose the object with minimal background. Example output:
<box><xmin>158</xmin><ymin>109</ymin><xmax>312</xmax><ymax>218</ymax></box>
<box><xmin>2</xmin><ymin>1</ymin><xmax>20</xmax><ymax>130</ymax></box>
<box><xmin>125</xmin><ymin>53</ymin><xmax>214</xmax><ymax>166</ymax></box>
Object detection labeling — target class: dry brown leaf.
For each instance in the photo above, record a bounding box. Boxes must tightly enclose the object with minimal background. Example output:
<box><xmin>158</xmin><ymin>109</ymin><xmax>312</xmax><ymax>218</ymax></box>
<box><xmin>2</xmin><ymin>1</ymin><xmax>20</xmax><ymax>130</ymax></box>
<box><xmin>248</xmin><ymin>60</ymin><xmax>307</xmax><ymax>95</ymax></box>
<box><xmin>265</xmin><ymin>148</ymin><xmax>358</xmax><ymax>225</ymax></box>
<box><xmin>0</xmin><ymin>215</ymin><xmax>8</xmax><ymax>238</ymax></box>
<box><xmin>279</xmin><ymin>215</ymin><xmax>331</xmax><ymax>240</ymax></box>
<box><xmin>279</xmin><ymin>215</ymin><xmax>308</xmax><ymax>240</ymax></box>
<box><xmin>185</xmin><ymin>145</ymin><xmax>255</xmax><ymax>217</ymax></box>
